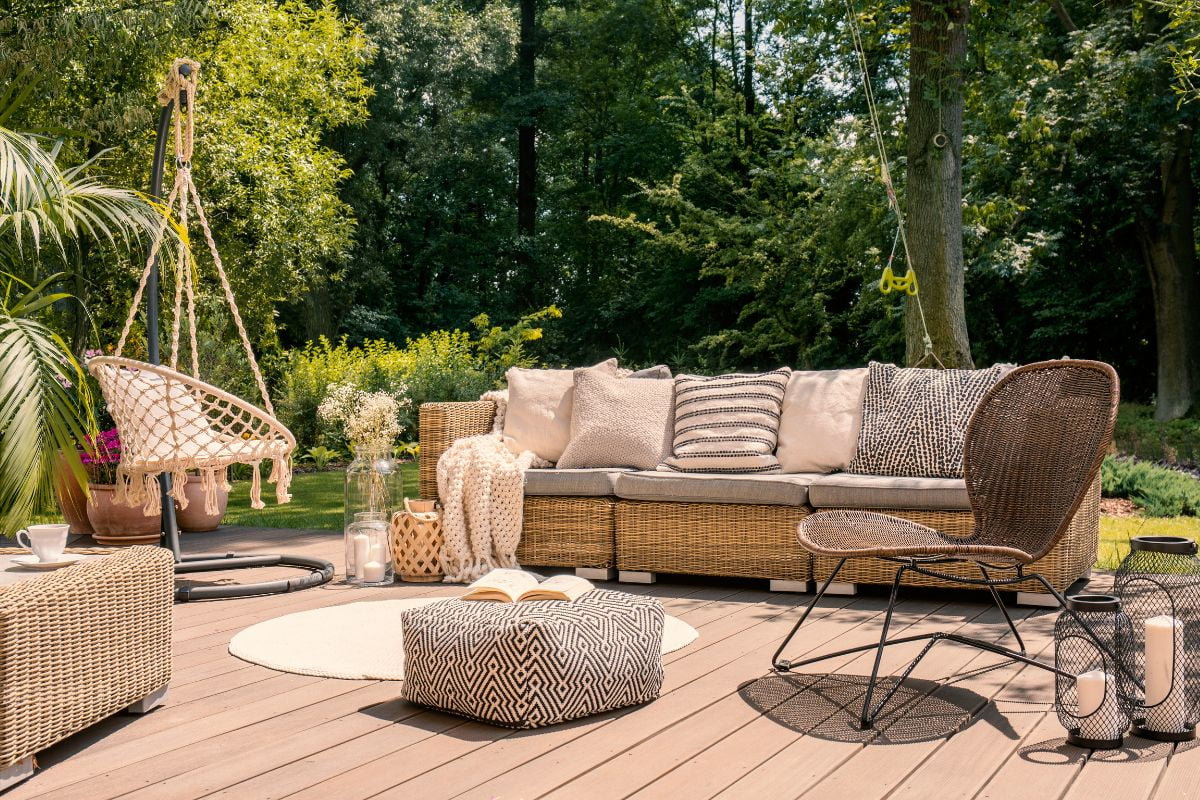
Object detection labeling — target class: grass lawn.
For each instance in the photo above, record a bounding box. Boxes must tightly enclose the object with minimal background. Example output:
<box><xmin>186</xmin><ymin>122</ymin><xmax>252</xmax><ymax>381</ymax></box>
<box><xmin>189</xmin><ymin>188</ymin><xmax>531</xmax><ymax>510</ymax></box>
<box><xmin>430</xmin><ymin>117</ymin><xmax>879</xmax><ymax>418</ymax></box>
<box><xmin>223</xmin><ymin>465</ymin><xmax>1200</xmax><ymax>571</ymax></box>
<box><xmin>1097</xmin><ymin>514</ymin><xmax>1200</xmax><ymax>570</ymax></box>
<box><xmin>223</xmin><ymin>463</ymin><xmax>418</xmax><ymax>531</ymax></box>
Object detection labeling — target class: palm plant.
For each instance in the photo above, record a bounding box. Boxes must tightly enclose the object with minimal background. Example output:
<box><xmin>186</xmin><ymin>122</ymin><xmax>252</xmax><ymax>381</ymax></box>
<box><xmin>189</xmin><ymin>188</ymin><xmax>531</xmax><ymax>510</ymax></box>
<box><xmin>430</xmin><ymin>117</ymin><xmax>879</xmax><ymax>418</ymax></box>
<box><xmin>0</xmin><ymin>121</ymin><xmax>178</xmax><ymax>531</ymax></box>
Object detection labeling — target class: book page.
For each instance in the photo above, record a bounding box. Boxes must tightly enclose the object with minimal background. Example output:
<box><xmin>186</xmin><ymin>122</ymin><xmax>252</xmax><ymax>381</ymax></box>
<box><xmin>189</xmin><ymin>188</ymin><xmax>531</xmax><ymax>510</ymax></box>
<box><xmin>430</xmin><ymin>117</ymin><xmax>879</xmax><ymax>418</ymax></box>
<box><xmin>518</xmin><ymin>574</ymin><xmax>594</xmax><ymax>602</ymax></box>
<box><xmin>461</xmin><ymin>569</ymin><xmax>541</xmax><ymax>602</ymax></box>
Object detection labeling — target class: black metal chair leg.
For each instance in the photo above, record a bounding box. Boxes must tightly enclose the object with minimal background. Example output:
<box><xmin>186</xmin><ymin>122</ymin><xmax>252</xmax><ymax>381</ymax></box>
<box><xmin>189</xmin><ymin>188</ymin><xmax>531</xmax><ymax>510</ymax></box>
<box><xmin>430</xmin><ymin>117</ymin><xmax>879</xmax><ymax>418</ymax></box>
<box><xmin>979</xmin><ymin>564</ymin><xmax>1026</xmax><ymax>654</ymax></box>
<box><xmin>772</xmin><ymin>558</ymin><xmax>847</xmax><ymax>671</ymax></box>
<box><xmin>859</xmin><ymin>564</ymin><xmax>907</xmax><ymax>729</ymax></box>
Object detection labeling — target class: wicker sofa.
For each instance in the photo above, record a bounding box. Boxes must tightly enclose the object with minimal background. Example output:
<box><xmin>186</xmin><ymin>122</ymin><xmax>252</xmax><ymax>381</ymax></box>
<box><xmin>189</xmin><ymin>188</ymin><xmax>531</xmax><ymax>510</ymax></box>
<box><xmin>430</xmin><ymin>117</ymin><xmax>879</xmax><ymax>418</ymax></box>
<box><xmin>0</xmin><ymin>545</ymin><xmax>173</xmax><ymax>791</ymax></box>
<box><xmin>418</xmin><ymin>401</ymin><xmax>1099</xmax><ymax>603</ymax></box>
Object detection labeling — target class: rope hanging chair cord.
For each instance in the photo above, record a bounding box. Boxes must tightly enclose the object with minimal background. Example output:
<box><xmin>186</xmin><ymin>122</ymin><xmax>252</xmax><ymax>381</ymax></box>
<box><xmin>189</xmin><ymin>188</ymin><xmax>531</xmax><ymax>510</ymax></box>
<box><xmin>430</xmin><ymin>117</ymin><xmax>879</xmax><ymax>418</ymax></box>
<box><xmin>91</xmin><ymin>59</ymin><xmax>294</xmax><ymax>516</ymax></box>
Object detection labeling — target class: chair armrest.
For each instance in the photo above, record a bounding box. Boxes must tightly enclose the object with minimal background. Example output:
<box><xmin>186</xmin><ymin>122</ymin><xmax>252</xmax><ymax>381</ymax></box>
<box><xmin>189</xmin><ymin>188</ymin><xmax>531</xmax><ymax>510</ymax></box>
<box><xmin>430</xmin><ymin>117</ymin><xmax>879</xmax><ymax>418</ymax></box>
<box><xmin>418</xmin><ymin>401</ymin><xmax>497</xmax><ymax>500</ymax></box>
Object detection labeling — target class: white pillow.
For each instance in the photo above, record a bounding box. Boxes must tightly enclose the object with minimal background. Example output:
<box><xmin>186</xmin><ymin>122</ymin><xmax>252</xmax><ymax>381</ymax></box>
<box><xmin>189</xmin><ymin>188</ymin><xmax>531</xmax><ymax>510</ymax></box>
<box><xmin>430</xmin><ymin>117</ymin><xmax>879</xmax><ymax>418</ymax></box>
<box><xmin>502</xmin><ymin>359</ymin><xmax>619</xmax><ymax>462</ymax></box>
<box><xmin>776</xmin><ymin>368</ymin><xmax>868</xmax><ymax>474</ymax></box>
<box><xmin>558</xmin><ymin>369</ymin><xmax>675</xmax><ymax>470</ymax></box>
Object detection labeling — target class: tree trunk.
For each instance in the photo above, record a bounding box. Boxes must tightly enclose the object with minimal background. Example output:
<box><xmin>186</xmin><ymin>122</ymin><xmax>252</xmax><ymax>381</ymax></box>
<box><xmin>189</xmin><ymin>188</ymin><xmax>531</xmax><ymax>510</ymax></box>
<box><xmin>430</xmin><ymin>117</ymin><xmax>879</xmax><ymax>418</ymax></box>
<box><xmin>743</xmin><ymin>0</ymin><xmax>754</xmax><ymax>117</ymax></box>
<box><xmin>517</xmin><ymin>0</ymin><xmax>537</xmax><ymax>239</ymax></box>
<box><xmin>904</xmin><ymin>0</ymin><xmax>973</xmax><ymax>368</ymax></box>
<box><xmin>1136</xmin><ymin>124</ymin><xmax>1200</xmax><ymax>421</ymax></box>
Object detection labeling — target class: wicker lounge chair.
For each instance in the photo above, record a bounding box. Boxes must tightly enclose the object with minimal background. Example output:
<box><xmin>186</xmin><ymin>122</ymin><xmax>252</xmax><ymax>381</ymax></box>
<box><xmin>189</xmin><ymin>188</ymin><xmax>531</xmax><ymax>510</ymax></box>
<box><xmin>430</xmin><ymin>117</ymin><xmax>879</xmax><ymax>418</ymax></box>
<box><xmin>771</xmin><ymin>359</ymin><xmax>1120</xmax><ymax>729</ymax></box>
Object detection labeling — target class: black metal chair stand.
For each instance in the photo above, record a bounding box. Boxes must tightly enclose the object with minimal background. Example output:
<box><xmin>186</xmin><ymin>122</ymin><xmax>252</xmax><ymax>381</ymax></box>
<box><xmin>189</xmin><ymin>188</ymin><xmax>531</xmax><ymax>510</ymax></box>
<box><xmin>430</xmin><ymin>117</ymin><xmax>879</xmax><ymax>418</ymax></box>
<box><xmin>144</xmin><ymin>63</ymin><xmax>334</xmax><ymax>602</ymax></box>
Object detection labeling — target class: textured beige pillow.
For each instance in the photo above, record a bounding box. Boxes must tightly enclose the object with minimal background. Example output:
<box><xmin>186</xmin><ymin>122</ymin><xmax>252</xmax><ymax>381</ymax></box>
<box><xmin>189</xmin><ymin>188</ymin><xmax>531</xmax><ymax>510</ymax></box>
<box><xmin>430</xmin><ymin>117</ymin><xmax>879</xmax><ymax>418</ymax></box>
<box><xmin>558</xmin><ymin>370</ymin><xmax>675</xmax><ymax>470</ymax></box>
<box><xmin>776</xmin><ymin>368</ymin><xmax>869</xmax><ymax>473</ymax></box>
<box><xmin>502</xmin><ymin>359</ymin><xmax>618</xmax><ymax>462</ymax></box>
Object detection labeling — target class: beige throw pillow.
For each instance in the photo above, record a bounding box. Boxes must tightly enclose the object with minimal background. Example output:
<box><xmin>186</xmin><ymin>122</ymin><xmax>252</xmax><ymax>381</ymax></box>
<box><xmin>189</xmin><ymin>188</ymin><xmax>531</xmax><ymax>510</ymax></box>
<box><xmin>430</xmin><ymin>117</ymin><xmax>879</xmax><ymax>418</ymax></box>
<box><xmin>502</xmin><ymin>359</ymin><xmax>619</xmax><ymax>462</ymax></box>
<box><xmin>776</xmin><ymin>368</ymin><xmax>869</xmax><ymax>473</ymax></box>
<box><xmin>558</xmin><ymin>370</ymin><xmax>675</xmax><ymax>470</ymax></box>
<box><xmin>659</xmin><ymin>369</ymin><xmax>791</xmax><ymax>473</ymax></box>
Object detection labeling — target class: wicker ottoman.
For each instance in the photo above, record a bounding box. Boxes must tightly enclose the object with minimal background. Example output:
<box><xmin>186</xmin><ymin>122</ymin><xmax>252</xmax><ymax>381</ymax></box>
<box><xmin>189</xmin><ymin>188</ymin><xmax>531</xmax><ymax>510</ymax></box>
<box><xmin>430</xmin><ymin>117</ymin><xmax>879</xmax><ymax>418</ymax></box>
<box><xmin>402</xmin><ymin>590</ymin><xmax>664</xmax><ymax>728</ymax></box>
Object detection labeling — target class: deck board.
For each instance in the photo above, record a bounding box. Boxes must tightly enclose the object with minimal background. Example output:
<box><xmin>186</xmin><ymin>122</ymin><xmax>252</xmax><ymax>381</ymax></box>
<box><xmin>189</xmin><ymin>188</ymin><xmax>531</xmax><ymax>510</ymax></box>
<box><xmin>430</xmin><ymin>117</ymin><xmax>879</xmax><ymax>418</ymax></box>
<box><xmin>6</xmin><ymin>526</ymin><xmax>1185</xmax><ymax>799</ymax></box>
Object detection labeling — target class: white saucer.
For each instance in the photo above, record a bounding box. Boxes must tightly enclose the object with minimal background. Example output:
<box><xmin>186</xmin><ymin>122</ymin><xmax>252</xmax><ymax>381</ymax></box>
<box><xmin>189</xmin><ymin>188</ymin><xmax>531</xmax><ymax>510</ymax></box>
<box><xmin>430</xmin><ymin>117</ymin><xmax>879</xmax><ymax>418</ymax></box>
<box><xmin>10</xmin><ymin>554</ymin><xmax>84</xmax><ymax>569</ymax></box>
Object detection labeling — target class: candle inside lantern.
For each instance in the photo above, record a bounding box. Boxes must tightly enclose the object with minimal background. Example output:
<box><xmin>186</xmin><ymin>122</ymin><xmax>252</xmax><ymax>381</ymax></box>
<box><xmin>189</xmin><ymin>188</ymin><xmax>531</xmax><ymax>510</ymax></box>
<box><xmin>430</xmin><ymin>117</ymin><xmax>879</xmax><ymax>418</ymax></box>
<box><xmin>361</xmin><ymin>560</ymin><xmax>385</xmax><ymax>584</ymax></box>
<box><xmin>1144</xmin><ymin>615</ymin><xmax>1188</xmax><ymax>733</ymax></box>
<box><xmin>352</xmin><ymin>533</ymin><xmax>370</xmax><ymax>580</ymax></box>
<box><xmin>1076</xmin><ymin>669</ymin><xmax>1126</xmax><ymax>742</ymax></box>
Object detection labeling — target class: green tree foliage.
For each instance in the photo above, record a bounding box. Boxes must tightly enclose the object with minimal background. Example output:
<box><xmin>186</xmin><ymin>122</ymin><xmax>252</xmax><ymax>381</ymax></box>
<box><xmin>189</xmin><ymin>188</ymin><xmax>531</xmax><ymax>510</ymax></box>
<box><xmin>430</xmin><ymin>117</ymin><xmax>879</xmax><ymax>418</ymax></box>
<box><xmin>2</xmin><ymin>0</ymin><xmax>370</xmax><ymax>355</ymax></box>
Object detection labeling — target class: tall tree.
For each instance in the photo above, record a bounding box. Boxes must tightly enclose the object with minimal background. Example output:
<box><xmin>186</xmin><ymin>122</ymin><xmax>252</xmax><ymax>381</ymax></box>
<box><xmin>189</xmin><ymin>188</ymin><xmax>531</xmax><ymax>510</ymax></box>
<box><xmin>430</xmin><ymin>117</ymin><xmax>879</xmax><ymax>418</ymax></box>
<box><xmin>905</xmin><ymin>0</ymin><xmax>973</xmax><ymax>367</ymax></box>
<box><xmin>517</xmin><ymin>0</ymin><xmax>538</xmax><ymax>239</ymax></box>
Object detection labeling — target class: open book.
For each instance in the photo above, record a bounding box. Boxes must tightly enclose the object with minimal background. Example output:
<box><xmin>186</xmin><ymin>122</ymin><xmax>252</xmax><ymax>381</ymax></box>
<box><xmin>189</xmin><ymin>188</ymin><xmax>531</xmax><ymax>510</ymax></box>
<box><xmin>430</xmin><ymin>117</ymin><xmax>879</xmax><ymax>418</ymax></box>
<box><xmin>462</xmin><ymin>569</ymin><xmax>594</xmax><ymax>603</ymax></box>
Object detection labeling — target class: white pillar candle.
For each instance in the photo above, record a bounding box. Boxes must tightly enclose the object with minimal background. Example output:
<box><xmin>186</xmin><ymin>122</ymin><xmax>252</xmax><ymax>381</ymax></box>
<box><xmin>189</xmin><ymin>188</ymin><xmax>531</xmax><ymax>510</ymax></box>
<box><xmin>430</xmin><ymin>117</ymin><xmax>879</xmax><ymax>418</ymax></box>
<box><xmin>1144</xmin><ymin>615</ymin><xmax>1189</xmax><ymax>733</ymax></box>
<box><xmin>362</xmin><ymin>560</ymin><xmax>385</xmax><ymax>584</ymax></box>
<box><xmin>1077</xmin><ymin>669</ymin><xmax>1126</xmax><ymax>741</ymax></box>
<box><xmin>352</xmin><ymin>534</ymin><xmax>370</xmax><ymax>579</ymax></box>
<box><xmin>370</xmin><ymin>538</ymin><xmax>388</xmax><ymax>564</ymax></box>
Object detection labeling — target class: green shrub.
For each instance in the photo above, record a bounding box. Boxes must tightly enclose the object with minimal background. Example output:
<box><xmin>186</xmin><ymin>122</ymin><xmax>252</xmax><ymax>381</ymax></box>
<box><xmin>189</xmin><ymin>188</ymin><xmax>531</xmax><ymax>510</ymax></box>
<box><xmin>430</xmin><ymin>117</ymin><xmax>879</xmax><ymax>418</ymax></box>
<box><xmin>1101</xmin><ymin>456</ymin><xmax>1200</xmax><ymax>517</ymax></box>
<box><xmin>277</xmin><ymin>307</ymin><xmax>560</xmax><ymax>449</ymax></box>
<box><xmin>1113</xmin><ymin>403</ymin><xmax>1200</xmax><ymax>464</ymax></box>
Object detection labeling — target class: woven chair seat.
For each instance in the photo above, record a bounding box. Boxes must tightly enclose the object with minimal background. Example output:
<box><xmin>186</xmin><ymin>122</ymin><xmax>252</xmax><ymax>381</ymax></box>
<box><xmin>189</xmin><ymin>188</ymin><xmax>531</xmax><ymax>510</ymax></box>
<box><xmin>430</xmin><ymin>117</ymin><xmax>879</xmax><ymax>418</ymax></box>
<box><xmin>798</xmin><ymin>509</ymin><xmax>1034</xmax><ymax>565</ymax></box>
<box><xmin>88</xmin><ymin>356</ymin><xmax>295</xmax><ymax>515</ymax></box>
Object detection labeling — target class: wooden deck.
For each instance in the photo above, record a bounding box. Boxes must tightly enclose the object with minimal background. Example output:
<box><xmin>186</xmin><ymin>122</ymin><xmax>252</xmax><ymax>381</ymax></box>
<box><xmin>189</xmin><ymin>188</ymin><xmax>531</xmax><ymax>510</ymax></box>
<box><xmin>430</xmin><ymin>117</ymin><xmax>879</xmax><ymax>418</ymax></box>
<box><xmin>8</xmin><ymin>526</ymin><xmax>1197</xmax><ymax>799</ymax></box>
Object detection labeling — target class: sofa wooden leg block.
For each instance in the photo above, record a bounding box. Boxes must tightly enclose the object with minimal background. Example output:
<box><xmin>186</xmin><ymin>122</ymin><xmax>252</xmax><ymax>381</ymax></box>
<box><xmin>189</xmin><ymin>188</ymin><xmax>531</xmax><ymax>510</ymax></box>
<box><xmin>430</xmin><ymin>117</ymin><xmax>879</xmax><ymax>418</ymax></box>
<box><xmin>823</xmin><ymin>582</ymin><xmax>858</xmax><ymax>597</ymax></box>
<box><xmin>575</xmin><ymin>567</ymin><xmax>616</xmax><ymax>581</ymax></box>
<box><xmin>618</xmin><ymin>571</ymin><xmax>657</xmax><ymax>584</ymax></box>
<box><xmin>768</xmin><ymin>579</ymin><xmax>812</xmax><ymax>594</ymax></box>
<box><xmin>124</xmin><ymin>684</ymin><xmax>169</xmax><ymax>715</ymax></box>
<box><xmin>0</xmin><ymin>756</ymin><xmax>34</xmax><ymax>792</ymax></box>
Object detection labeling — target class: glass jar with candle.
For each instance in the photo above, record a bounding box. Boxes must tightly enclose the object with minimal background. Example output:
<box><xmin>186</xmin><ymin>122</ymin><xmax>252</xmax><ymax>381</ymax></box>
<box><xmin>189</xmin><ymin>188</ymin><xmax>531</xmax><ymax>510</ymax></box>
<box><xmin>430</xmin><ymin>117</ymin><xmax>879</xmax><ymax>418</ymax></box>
<box><xmin>1054</xmin><ymin>594</ymin><xmax>1136</xmax><ymax>749</ymax></box>
<box><xmin>1115</xmin><ymin>536</ymin><xmax>1200</xmax><ymax>742</ymax></box>
<box><xmin>344</xmin><ymin>511</ymin><xmax>393</xmax><ymax>586</ymax></box>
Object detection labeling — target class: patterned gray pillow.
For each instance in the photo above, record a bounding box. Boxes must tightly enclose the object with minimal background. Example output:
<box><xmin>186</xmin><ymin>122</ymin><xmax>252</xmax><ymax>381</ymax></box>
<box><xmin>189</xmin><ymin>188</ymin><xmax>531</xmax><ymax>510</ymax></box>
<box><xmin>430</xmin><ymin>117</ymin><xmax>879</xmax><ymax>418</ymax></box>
<box><xmin>659</xmin><ymin>369</ymin><xmax>791</xmax><ymax>474</ymax></box>
<box><xmin>848</xmin><ymin>362</ymin><xmax>1013</xmax><ymax>478</ymax></box>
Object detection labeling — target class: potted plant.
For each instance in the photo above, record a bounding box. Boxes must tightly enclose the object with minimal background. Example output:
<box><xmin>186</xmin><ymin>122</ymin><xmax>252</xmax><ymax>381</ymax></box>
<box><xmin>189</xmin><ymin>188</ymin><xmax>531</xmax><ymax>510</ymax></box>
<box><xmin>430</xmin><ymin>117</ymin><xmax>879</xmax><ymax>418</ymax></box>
<box><xmin>81</xmin><ymin>428</ymin><xmax>162</xmax><ymax>545</ymax></box>
<box><xmin>0</xmin><ymin>123</ymin><xmax>179</xmax><ymax>537</ymax></box>
<box><xmin>175</xmin><ymin>470</ymin><xmax>230</xmax><ymax>533</ymax></box>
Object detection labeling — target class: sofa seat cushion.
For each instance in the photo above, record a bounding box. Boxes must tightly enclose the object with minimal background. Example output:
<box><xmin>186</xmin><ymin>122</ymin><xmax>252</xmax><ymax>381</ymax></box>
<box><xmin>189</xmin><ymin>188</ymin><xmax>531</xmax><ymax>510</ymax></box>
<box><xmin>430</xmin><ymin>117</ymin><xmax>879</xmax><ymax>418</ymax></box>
<box><xmin>524</xmin><ymin>468</ymin><xmax>629</xmax><ymax>496</ymax></box>
<box><xmin>615</xmin><ymin>471</ymin><xmax>821</xmax><ymax>506</ymax></box>
<box><xmin>807</xmin><ymin>473</ymin><xmax>970</xmax><ymax>511</ymax></box>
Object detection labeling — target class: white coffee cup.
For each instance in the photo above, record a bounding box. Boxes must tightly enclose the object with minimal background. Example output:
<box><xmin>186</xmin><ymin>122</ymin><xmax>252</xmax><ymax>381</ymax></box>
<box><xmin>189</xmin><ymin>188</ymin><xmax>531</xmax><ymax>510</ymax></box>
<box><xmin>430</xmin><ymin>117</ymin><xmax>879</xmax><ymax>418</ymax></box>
<box><xmin>16</xmin><ymin>523</ymin><xmax>70</xmax><ymax>562</ymax></box>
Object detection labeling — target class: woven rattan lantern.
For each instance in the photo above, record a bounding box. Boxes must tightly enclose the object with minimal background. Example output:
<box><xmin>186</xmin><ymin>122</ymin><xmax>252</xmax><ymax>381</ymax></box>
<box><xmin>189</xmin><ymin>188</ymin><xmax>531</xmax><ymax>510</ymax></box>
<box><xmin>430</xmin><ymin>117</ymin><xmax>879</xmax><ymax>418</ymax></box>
<box><xmin>1114</xmin><ymin>536</ymin><xmax>1200</xmax><ymax>742</ymax></box>
<box><xmin>390</xmin><ymin>499</ymin><xmax>444</xmax><ymax>583</ymax></box>
<box><xmin>1055</xmin><ymin>594</ymin><xmax>1135</xmax><ymax>749</ymax></box>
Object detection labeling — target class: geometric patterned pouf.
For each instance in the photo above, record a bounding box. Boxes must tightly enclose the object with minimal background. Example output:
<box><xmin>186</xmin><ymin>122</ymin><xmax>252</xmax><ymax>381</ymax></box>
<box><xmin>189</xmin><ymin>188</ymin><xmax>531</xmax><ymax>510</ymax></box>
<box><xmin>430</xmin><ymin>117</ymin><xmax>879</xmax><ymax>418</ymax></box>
<box><xmin>401</xmin><ymin>589</ymin><xmax>665</xmax><ymax>728</ymax></box>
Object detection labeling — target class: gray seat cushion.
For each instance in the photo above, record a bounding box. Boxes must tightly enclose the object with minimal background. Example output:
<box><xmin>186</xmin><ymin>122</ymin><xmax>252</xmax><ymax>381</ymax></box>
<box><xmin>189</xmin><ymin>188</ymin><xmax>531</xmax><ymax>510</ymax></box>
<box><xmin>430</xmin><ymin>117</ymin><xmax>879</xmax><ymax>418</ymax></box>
<box><xmin>807</xmin><ymin>473</ymin><xmax>970</xmax><ymax>511</ymax></box>
<box><xmin>614</xmin><ymin>471</ymin><xmax>821</xmax><ymax>506</ymax></box>
<box><xmin>524</xmin><ymin>468</ymin><xmax>628</xmax><ymax>496</ymax></box>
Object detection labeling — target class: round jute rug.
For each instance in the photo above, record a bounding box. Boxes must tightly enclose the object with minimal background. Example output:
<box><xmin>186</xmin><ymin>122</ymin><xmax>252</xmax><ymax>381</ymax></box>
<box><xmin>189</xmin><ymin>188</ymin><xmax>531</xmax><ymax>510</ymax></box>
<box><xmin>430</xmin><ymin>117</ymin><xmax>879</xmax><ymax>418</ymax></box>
<box><xmin>229</xmin><ymin>597</ymin><xmax>699</xmax><ymax>680</ymax></box>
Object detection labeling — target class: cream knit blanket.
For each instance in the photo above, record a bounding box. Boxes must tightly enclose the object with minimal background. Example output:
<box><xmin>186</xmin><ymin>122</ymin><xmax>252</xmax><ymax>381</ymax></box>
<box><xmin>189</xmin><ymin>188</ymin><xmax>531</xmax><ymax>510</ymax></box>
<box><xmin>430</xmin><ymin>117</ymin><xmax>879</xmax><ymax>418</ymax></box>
<box><xmin>436</xmin><ymin>391</ymin><xmax>550</xmax><ymax>582</ymax></box>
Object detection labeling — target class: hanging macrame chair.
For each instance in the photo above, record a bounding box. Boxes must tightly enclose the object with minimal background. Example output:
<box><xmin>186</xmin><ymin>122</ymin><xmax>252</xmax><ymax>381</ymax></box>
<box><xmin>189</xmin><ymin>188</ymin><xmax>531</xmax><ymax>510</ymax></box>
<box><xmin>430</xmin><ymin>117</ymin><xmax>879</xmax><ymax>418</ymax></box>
<box><xmin>89</xmin><ymin>59</ymin><xmax>295</xmax><ymax>519</ymax></box>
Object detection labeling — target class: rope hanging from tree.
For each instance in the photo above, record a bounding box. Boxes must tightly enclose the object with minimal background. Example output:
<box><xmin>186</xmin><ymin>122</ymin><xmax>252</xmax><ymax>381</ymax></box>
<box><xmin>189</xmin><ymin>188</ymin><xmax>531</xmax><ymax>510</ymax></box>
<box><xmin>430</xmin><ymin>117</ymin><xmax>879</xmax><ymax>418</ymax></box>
<box><xmin>843</xmin><ymin>1</ymin><xmax>943</xmax><ymax>368</ymax></box>
<box><xmin>89</xmin><ymin>58</ymin><xmax>296</xmax><ymax>517</ymax></box>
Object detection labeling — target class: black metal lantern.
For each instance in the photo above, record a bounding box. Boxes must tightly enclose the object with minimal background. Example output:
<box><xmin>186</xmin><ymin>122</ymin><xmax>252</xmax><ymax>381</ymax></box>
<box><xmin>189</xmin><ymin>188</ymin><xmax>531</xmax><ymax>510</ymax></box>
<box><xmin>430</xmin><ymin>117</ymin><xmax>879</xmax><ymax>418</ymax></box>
<box><xmin>1114</xmin><ymin>536</ymin><xmax>1200</xmax><ymax>742</ymax></box>
<box><xmin>1054</xmin><ymin>594</ymin><xmax>1136</xmax><ymax>749</ymax></box>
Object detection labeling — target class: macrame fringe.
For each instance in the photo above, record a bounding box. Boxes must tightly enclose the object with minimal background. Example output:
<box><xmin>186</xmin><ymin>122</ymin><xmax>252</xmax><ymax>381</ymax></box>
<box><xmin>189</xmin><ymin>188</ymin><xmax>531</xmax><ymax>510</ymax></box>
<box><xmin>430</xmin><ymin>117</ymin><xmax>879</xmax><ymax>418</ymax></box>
<box><xmin>250</xmin><ymin>461</ymin><xmax>264</xmax><ymax>510</ymax></box>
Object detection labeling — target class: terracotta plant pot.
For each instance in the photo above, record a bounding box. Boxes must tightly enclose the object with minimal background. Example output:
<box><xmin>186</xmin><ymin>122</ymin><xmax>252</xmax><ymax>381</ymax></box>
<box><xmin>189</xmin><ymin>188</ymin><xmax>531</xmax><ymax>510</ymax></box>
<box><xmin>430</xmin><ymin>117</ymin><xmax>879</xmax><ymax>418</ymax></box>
<box><xmin>175</xmin><ymin>478</ymin><xmax>229</xmax><ymax>533</ymax></box>
<box><xmin>54</xmin><ymin>454</ymin><xmax>95</xmax><ymax>536</ymax></box>
<box><xmin>86</xmin><ymin>483</ymin><xmax>162</xmax><ymax>546</ymax></box>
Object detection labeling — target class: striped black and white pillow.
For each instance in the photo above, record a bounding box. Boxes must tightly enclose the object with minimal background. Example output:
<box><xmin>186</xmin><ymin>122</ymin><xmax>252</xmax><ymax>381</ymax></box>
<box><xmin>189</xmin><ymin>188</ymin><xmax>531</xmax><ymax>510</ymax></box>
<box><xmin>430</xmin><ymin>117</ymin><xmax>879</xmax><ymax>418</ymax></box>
<box><xmin>848</xmin><ymin>361</ymin><xmax>1013</xmax><ymax>478</ymax></box>
<box><xmin>658</xmin><ymin>369</ymin><xmax>791</xmax><ymax>473</ymax></box>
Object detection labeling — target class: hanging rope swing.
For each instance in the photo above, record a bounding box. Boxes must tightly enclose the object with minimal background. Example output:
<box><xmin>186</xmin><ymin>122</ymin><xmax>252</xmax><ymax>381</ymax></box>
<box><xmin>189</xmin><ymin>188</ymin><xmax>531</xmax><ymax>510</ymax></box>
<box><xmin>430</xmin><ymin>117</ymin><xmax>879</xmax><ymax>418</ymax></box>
<box><xmin>842</xmin><ymin>1</ymin><xmax>942</xmax><ymax>368</ymax></box>
<box><xmin>88</xmin><ymin>59</ymin><xmax>296</xmax><ymax>520</ymax></box>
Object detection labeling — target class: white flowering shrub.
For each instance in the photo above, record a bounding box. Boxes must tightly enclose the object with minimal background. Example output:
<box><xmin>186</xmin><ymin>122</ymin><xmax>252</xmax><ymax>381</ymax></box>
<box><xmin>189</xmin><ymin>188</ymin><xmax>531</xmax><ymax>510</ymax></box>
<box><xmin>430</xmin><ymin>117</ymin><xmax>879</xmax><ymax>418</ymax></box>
<box><xmin>317</xmin><ymin>382</ymin><xmax>412</xmax><ymax>452</ymax></box>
